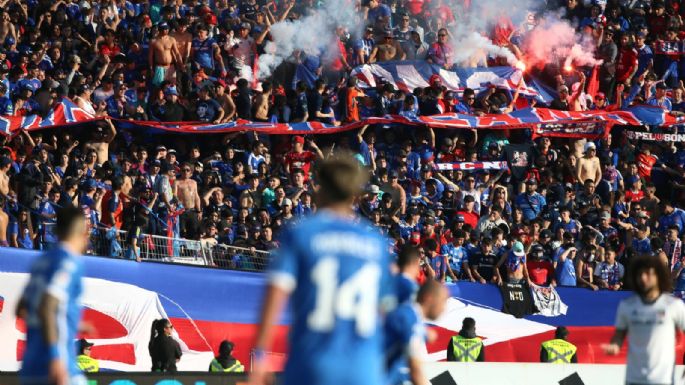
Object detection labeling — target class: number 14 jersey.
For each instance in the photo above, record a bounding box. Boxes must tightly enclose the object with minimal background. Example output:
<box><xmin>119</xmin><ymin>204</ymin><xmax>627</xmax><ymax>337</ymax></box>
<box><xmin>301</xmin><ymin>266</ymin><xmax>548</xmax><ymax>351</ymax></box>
<box><xmin>269</xmin><ymin>210</ymin><xmax>393</xmax><ymax>385</ymax></box>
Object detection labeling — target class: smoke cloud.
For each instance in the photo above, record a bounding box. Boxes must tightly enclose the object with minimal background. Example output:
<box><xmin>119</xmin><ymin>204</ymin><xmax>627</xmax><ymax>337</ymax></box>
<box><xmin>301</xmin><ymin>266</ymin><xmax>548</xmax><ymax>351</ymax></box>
<box><xmin>521</xmin><ymin>15</ymin><xmax>603</xmax><ymax>69</ymax></box>
<box><xmin>257</xmin><ymin>0</ymin><xmax>361</xmax><ymax>79</ymax></box>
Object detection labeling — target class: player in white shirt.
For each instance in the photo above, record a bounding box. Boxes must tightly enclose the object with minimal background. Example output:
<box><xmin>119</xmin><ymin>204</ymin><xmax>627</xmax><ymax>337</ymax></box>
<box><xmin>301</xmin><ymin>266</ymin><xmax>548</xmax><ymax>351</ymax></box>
<box><xmin>603</xmin><ymin>256</ymin><xmax>685</xmax><ymax>385</ymax></box>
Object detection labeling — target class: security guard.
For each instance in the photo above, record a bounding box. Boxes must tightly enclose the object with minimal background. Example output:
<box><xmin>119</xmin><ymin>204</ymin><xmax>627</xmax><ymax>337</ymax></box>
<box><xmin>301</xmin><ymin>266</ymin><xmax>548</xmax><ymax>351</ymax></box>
<box><xmin>540</xmin><ymin>326</ymin><xmax>577</xmax><ymax>364</ymax></box>
<box><xmin>209</xmin><ymin>340</ymin><xmax>245</xmax><ymax>372</ymax></box>
<box><xmin>76</xmin><ymin>339</ymin><xmax>99</xmax><ymax>372</ymax></box>
<box><xmin>447</xmin><ymin>317</ymin><xmax>484</xmax><ymax>362</ymax></box>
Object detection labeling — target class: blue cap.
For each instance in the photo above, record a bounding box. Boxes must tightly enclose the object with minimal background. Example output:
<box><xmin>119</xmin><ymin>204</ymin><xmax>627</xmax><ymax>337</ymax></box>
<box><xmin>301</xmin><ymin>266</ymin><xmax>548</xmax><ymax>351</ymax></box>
<box><xmin>158</xmin><ymin>21</ymin><xmax>170</xmax><ymax>30</ymax></box>
<box><xmin>22</xmin><ymin>82</ymin><xmax>36</xmax><ymax>92</ymax></box>
<box><xmin>84</xmin><ymin>178</ymin><xmax>97</xmax><ymax>189</ymax></box>
<box><xmin>164</xmin><ymin>86</ymin><xmax>178</xmax><ymax>96</ymax></box>
<box><xmin>5</xmin><ymin>37</ymin><xmax>15</xmax><ymax>46</ymax></box>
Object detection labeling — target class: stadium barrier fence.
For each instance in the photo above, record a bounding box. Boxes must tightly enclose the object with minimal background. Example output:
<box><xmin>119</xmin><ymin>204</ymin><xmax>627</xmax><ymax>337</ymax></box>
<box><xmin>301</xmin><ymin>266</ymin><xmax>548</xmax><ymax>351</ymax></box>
<box><xmin>88</xmin><ymin>227</ymin><xmax>271</xmax><ymax>271</ymax></box>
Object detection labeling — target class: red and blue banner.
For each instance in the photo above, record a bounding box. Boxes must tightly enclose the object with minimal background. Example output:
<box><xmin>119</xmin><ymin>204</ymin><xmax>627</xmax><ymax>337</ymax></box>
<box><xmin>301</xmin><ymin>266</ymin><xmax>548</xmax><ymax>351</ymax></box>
<box><xmin>0</xmin><ymin>98</ymin><xmax>683</xmax><ymax>140</ymax></box>
<box><xmin>350</xmin><ymin>62</ymin><xmax>553</xmax><ymax>102</ymax></box>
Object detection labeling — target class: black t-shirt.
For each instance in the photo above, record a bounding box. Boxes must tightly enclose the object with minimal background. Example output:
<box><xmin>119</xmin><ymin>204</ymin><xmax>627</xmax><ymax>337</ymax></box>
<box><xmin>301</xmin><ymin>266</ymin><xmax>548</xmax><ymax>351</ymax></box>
<box><xmin>292</xmin><ymin>92</ymin><xmax>308</xmax><ymax>121</ymax></box>
<box><xmin>235</xmin><ymin>89</ymin><xmax>253</xmax><ymax>120</ymax></box>
<box><xmin>549</xmin><ymin>98</ymin><xmax>569</xmax><ymax>111</ymax></box>
<box><xmin>307</xmin><ymin>91</ymin><xmax>323</xmax><ymax>121</ymax></box>
<box><xmin>195</xmin><ymin>99</ymin><xmax>221</xmax><ymax>122</ymax></box>
<box><xmin>468</xmin><ymin>252</ymin><xmax>498</xmax><ymax>281</ymax></box>
<box><xmin>155</xmin><ymin>102</ymin><xmax>186</xmax><ymax>122</ymax></box>
<box><xmin>503</xmin><ymin>143</ymin><xmax>534</xmax><ymax>183</ymax></box>
<box><xmin>500</xmin><ymin>282</ymin><xmax>536</xmax><ymax>318</ymax></box>
<box><xmin>239</xmin><ymin>1</ymin><xmax>257</xmax><ymax>20</ymax></box>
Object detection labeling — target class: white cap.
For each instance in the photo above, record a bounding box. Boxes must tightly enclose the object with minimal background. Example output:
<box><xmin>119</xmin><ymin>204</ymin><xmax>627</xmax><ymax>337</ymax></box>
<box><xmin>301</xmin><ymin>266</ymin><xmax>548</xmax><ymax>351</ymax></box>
<box><xmin>584</xmin><ymin>141</ymin><xmax>596</xmax><ymax>153</ymax></box>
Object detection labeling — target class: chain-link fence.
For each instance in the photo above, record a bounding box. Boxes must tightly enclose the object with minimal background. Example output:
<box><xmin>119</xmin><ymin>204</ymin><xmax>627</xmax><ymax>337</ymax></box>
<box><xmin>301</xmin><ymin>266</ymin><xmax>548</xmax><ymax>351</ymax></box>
<box><xmin>88</xmin><ymin>227</ymin><xmax>272</xmax><ymax>270</ymax></box>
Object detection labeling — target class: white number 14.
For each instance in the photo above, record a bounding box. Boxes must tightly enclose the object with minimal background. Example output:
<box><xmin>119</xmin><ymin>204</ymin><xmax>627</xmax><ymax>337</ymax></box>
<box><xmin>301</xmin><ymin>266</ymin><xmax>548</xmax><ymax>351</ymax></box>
<box><xmin>308</xmin><ymin>257</ymin><xmax>381</xmax><ymax>337</ymax></box>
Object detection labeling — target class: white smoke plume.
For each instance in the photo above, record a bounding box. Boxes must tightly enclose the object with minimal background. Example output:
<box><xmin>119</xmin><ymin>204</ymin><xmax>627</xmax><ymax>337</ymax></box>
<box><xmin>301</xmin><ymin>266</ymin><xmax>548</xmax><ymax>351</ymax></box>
<box><xmin>443</xmin><ymin>0</ymin><xmax>543</xmax><ymax>66</ymax></box>
<box><xmin>257</xmin><ymin>0</ymin><xmax>361</xmax><ymax>79</ymax></box>
<box><xmin>521</xmin><ymin>15</ymin><xmax>603</xmax><ymax>69</ymax></box>
<box><xmin>449</xmin><ymin>31</ymin><xmax>519</xmax><ymax>67</ymax></box>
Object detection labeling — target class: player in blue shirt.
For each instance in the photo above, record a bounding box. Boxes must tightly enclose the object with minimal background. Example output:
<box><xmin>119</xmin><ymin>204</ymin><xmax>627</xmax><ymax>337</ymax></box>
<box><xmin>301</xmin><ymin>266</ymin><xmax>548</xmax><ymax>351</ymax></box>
<box><xmin>394</xmin><ymin>245</ymin><xmax>421</xmax><ymax>305</ymax></box>
<box><xmin>385</xmin><ymin>280</ymin><xmax>448</xmax><ymax>385</ymax></box>
<box><xmin>251</xmin><ymin>155</ymin><xmax>394</xmax><ymax>385</ymax></box>
<box><xmin>17</xmin><ymin>207</ymin><xmax>89</xmax><ymax>385</ymax></box>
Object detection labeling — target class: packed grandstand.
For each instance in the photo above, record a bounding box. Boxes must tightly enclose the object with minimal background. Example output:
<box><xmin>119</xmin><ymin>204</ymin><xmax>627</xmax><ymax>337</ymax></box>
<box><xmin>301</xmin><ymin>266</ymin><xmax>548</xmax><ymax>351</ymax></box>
<box><xmin>0</xmin><ymin>0</ymin><xmax>684</xmax><ymax>291</ymax></box>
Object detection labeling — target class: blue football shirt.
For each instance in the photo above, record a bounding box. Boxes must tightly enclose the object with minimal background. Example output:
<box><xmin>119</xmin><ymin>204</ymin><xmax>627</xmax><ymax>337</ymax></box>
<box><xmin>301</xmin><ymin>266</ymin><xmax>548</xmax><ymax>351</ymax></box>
<box><xmin>394</xmin><ymin>274</ymin><xmax>419</xmax><ymax>305</ymax></box>
<box><xmin>384</xmin><ymin>303</ymin><xmax>426</xmax><ymax>385</ymax></box>
<box><xmin>269</xmin><ymin>210</ymin><xmax>393</xmax><ymax>385</ymax></box>
<box><xmin>20</xmin><ymin>246</ymin><xmax>84</xmax><ymax>381</ymax></box>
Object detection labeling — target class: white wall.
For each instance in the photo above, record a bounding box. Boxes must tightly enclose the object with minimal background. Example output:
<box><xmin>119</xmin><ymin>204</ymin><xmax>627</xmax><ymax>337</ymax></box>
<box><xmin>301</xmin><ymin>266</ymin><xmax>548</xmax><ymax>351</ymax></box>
<box><xmin>423</xmin><ymin>362</ymin><xmax>685</xmax><ymax>385</ymax></box>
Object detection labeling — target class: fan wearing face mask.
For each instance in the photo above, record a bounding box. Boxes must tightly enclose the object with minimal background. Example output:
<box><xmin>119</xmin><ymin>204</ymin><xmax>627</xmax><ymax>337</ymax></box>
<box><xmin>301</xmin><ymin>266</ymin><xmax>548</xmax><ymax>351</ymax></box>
<box><xmin>576</xmin><ymin>244</ymin><xmax>599</xmax><ymax>291</ymax></box>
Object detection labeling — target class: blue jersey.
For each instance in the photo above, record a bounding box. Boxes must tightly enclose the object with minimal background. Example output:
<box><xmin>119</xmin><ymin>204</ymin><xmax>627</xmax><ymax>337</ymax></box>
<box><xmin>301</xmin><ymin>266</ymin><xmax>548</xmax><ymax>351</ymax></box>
<box><xmin>441</xmin><ymin>243</ymin><xmax>467</xmax><ymax>274</ymax></box>
<box><xmin>632</xmin><ymin>237</ymin><xmax>652</xmax><ymax>254</ymax></box>
<box><xmin>394</xmin><ymin>273</ymin><xmax>418</xmax><ymax>305</ymax></box>
<box><xmin>659</xmin><ymin>208</ymin><xmax>685</xmax><ymax>235</ymax></box>
<box><xmin>269</xmin><ymin>211</ymin><xmax>392</xmax><ymax>385</ymax></box>
<box><xmin>192</xmin><ymin>37</ymin><xmax>217</xmax><ymax>70</ymax></box>
<box><xmin>20</xmin><ymin>246</ymin><xmax>84</xmax><ymax>380</ymax></box>
<box><xmin>515</xmin><ymin>192</ymin><xmax>546</xmax><ymax>221</ymax></box>
<box><xmin>553</xmin><ymin>248</ymin><xmax>576</xmax><ymax>287</ymax></box>
<box><xmin>384</xmin><ymin>303</ymin><xmax>425</xmax><ymax>385</ymax></box>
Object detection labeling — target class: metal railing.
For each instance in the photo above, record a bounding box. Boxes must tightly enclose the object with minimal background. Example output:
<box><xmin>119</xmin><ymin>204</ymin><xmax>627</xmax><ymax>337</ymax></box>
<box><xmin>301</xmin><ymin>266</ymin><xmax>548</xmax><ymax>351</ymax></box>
<box><xmin>88</xmin><ymin>227</ymin><xmax>272</xmax><ymax>271</ymax></box>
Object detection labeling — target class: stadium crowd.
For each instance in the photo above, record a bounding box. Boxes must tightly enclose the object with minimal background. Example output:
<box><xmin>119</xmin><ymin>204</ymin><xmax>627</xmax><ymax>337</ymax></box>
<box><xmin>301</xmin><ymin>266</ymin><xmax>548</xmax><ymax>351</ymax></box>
<box><xmin>1</xmin><ymin>0</ymin><xmax>685</xmax><ymax>289</ymax></box>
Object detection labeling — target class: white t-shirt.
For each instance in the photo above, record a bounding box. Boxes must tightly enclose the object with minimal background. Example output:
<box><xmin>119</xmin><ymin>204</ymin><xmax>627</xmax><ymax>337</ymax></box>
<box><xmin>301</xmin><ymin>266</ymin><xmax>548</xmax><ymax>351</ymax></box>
<box><xmin>615</xmin><ymin>294</ymin><xmax>685</xmax><ymax>384</ymax></box>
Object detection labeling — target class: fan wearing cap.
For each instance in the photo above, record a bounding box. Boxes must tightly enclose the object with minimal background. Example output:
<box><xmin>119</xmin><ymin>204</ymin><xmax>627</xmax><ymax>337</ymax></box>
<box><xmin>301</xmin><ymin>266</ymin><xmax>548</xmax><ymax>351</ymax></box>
<box><xmin>285</xmin><ymin>135</ymin><xmax>323</xmax><ymax>182</ymax></box>
<box><xmin>76</xmin><ymin>339</ymin><xmax>99</xmax><ymax>373</ymax></box>
<box><xmin>515</xmin><ymin>178</ymin><xmax>546</xmax><ymax>222</ymax></box>
<box><xmin>576</xmin><ymin>141</ymin><xmax>602</xmax><ymax>187</ymax></box>
<box><xmin>456</xmin><ymin>195</ymin><xmax>479</xmax><ymax>228</ymax></box>
<box><xmin>149</xmin><ymin>21</ymin><xmax>182</xmax><ymax>87</ymax></box>
<box><xmin>191</xmin><ymin>24</ymin><xmax>226</xmax><ymax>77</ymax></box>
<box><xmin>494</xmin><ymin>241</ymin><xmax>532</xmax><ymax>286</ymax></box>
<box><xmin>153</xmin><ymin>86</ymin><xmax>188</xmax><ymax>122</ymax></box>
<box><xmin>647</xmin><ymin>81</ymin><xmax>672</xmax><ymax>111</ymax></box>
<box><xmin>226</xmin><ymin>22</ymin><xmax>269</xmax><ymax>81</ymax></box>
<box><xmin>105</xmin><ymin>81</ymin><xmax>135</xmax><ymax>119</ymax></box>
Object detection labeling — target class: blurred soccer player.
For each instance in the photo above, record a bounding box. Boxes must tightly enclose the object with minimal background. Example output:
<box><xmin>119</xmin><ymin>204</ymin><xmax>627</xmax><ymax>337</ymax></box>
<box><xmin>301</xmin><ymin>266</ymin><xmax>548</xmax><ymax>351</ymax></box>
<box><xmin>394</xmin><ymin>244</ymin><xmax>421</xmax><ymax>304</ymax></box>
<box><xmin>250</xmin><ymin>154</ymin><xmax>392</xmax><ymax>385</ymax></box>
<box><xmin>603</xmin><ymin>256</ymin><xmax>685</xmax><ymax>385</ymax></box>
<box><xmin>385</xmin><ymin>280</ymin><xmax>448</xmax><ymax>385</ymax></box>
<box><xmin>17</xmin><ymin>207</ymin><xmax>89</xmax><ymax>385</ymax></box>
